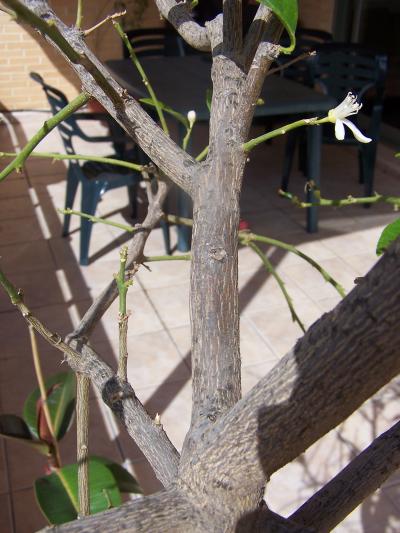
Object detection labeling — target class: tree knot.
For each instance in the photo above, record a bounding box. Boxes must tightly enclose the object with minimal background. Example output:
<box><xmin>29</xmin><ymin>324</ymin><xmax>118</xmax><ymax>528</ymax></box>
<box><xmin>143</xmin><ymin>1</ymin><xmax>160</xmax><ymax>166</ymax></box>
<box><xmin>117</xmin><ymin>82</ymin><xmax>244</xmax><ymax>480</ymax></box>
<box><xmin>209</xmin><ymin>247</ymin><xmax>227</xmax><ymax>262</ymax></box>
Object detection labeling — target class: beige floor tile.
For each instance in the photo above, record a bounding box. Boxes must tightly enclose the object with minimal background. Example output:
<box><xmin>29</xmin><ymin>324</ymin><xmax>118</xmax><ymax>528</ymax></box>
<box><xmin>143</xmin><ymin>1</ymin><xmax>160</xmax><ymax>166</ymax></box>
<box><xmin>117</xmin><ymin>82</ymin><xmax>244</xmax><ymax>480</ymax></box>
<box><xmin>145</xmin><ymin>283</ymin><xmax>190</xmax><ymax>329</ymax></box>
<box><xmin>248</xmin><ymin>301</ymin><xmax>323</xmax><ymax>357</ymax></box>
<box><xmin>240</xmin><ymin>319</ymin><xmax>277</xmax><ymax>367</ymax></box>
<box><xmin>136</xmin><ymin>257</ymin><xmax>190</xmax><ymax>290</ymax></box>
<box><xmin>242</xmin><ymin>361</ymin><xmax>279</xmax><ymax>395</ymax></box>
<box><xmin>96</xmin><ymin>330</ymin><xmax>190</xmax><ymax>393</ymax></box>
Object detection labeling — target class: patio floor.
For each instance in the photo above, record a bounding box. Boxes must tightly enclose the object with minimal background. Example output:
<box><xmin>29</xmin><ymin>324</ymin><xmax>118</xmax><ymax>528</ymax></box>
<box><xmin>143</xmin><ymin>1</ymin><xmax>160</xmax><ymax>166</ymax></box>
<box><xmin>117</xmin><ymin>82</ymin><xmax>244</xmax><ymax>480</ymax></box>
<box><xmin>0</xmin><ymin>111</ymin><xmax>400</xmax><ymax>532</ymax></box>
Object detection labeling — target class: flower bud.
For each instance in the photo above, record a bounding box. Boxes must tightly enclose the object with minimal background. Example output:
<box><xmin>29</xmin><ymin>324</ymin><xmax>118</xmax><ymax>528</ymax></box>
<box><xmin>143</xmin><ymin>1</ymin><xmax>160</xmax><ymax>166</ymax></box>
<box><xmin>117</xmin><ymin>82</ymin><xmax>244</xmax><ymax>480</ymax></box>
<box><xmin>187</xmin><ymin>110</ymin><xmax>196</xmax><ymax>126</ymax></box>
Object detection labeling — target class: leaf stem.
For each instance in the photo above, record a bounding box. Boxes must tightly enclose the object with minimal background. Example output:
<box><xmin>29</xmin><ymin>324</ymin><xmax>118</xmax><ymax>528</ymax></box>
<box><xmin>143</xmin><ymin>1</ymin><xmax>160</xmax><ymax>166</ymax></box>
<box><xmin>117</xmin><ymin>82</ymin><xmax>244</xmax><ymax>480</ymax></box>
<box><xmin>279</xmin><ymin>188</ymin><xmax>400</xmax><ymax>209</ymax></box>
<box><xmin>57</xmin><ymin>209</ymin><xmax>139</xmax><ymax>233</ymax></box>
<box><xmin>75</xmin><ymin>0</ymin><xmax>83</xmax><ymax>29</ymax></box>
<box><xmin>0</xmin><ymin>151</ymin><xmax>144</xmax><ymax>172</ymax></box>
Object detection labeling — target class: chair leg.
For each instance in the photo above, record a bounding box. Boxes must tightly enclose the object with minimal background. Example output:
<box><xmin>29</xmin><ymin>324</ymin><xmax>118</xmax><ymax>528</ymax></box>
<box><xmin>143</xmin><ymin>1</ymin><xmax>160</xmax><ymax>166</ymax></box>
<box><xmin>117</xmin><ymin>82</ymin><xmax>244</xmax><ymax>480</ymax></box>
<box><xmin>160</xmin><ymin>219</ymin><xmax>172</xmax><ymax>255</ymax></box>
<box><xmin>362</xmin><ymin>144</ymin><xmax>377</xmax><ymax>203</ymax></box>
<box><xmin>358</xmin><ymin>148</ymin><xmax>365</xmax><ymax>184</ymax></box>
<box><xmin>62</xmin><ymin>167</ymin><xmax>80</xmax><ymax>237</ymax></box>
<box><xmin>79</xmin><ymin>182</ymin><xmax>103</xmax><ymax>266</ymax></box>
<box><xmin>281</xmin><ymin>131</ymin><xmax>298</xmax><ymax>192</ymax></box>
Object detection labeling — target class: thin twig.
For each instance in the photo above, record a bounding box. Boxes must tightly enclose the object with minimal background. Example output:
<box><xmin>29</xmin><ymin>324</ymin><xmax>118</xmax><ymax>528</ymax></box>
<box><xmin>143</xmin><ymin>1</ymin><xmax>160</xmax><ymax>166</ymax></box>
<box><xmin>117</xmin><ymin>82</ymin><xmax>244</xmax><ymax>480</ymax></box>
<box><xmin>246</xmin><ymin>241</ymin><xmax>306</xmax><ymax>332</ymax></box>
<box><xmin>29</xmin><ymin>325</ymin><xmax>62</xmax><ymax>468</ymax></box>
<box><xmin>57</xmin><ymin>208</ymin><xmax>140</xmax><ymax>233</ymax></box>
<box><xmin>115</xmin><ymin>246</ymin><xmax>133</xmax><ymax>381</ymax></box>
<box><xmin>265</xmin><ymin>50</ymin><xmax>316</xmax><ymax>78</ymax></box>
<box><xmin>75</xmin><ymin>0</ymin><xmax>83</xmax><ymax>29</ymax></box>
<box><xmin>279</xmin><ymin>188</ymin><xmax>400</xmax><ymax>209</ymax></box>
<box><xmin>242</xmin><ymin>232</ymin><xmax>346</xmax><ymax>298</ymax></box>
<box><xmin>0</xmin><ymin>151</ymin><xmax>144</xmax><ymax>172</ymax></box>
<box><xmin>113</xmin><ymin>21</ymin><xmax>169</xmax><ymax>135</ymax></box>
<box><xmin>243</xmin><ymin>116</ymin><xmax>329</xmax><ymax>152</ymax></box>
<box><xmin>76</xmin><ymin>373</ymin><xmax>90</xmax><ymax>517</ymax></box>
<box><xmin>195</xmin><ymin>145</ymin><xmax>209</xmax><ymax>162</ymax></box>
<box><xmin>83</xmin><ymin>10</ymin><xmax>126</xmax><ymax>36</ymax></box>
<box><xmin>0</xmin><ymin>92</ymin><xmax>90</xmax><ymax>182</ymax></box>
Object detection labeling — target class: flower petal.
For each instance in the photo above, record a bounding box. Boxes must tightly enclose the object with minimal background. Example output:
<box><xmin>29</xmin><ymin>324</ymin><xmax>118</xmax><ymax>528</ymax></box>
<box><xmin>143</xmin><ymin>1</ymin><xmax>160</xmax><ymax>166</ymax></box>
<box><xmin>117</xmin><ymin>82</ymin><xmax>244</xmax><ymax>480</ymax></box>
<box><xmin>343</xmin><ymin>119</ymin><xmax>372</xmax><ymax>143</ymax></box>
<box><xmin>335</xmin><ymin>119</ymin><xmax>345</xmax><ymax>140</ymax></box>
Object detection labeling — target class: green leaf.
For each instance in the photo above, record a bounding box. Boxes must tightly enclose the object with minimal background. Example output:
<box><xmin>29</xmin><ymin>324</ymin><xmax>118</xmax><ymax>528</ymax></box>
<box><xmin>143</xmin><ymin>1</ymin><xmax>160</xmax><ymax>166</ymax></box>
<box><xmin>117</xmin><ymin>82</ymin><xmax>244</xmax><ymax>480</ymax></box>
<box><xmin>257</xmin><ymin>0</ymin><xmax>298</xmax><ymax>53</ymax></box>
<box><xmin>23</xmin><ymin>372</ymin><xmax>76</xmax><ymax>442</ymax></box>
<box><xmin>0</xmin><ymin>414</ymin><xmax>49</xmax><ymax>455</ymax></box>
<box><xmin>34</xmin><ymin>458</ymin><xmax>122</xmax><ymax>525</ymax></box>
<box><xmin>139</xmin><ymin>98</ymin><xmax>189</xmax><ymax>128</ymax></box>
<box><xmin>93</xmin><ymin>456</ymin><xmax>142</xmax><ymax>494</ymax></box>
<box><xmin>376</xmin><ymin>218</ymin><xmax>400</xmax><ymax>255</ymax></box>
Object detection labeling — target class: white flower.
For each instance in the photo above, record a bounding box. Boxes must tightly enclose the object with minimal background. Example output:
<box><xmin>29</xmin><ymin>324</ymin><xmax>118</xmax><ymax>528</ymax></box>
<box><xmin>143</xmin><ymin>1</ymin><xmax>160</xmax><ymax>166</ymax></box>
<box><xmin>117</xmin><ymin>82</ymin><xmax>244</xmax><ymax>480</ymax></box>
<box><xmin>328</xmin><ymin>92</ymin><xmax>371</xmax><ymax>143</ymax></box>
<box><xmin>187</xmin><ymin>110</ymin><xmax>196</xmax><ymax>127</ymax></box>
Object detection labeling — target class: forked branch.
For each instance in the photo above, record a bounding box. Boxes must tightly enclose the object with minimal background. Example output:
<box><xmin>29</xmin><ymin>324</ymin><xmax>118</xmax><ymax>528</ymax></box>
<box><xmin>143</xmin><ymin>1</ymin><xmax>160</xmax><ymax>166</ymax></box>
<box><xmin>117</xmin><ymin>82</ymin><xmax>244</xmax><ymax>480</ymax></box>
<box><xmin>155</xmin><ymin>0</ymin><xmax>211</xmax><ymax>51</ymax></box>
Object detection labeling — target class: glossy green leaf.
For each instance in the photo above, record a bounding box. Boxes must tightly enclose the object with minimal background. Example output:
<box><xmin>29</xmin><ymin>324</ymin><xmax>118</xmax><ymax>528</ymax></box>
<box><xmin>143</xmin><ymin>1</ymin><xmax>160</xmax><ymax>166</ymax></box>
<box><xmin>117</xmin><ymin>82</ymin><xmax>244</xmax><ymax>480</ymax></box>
<box><xmin>139</xmin><ymin>98</ymin><xmax>189</xmax><ymax>128</ymax></box>
<box><xmin>35</xmin><ymin>458</ymin><xmax>122</xmax><ymax>525</ymax></box>
<box><xmin>23</xmin><ymin>372</ymin><xmax>76</xmax><ymax>442</ymax></box>
<box><xmin>0</xmin><ymin>414</ymin><xmax>49</xmax><ymax>455</ymax></box>
<box><xmin>93</xmin><ymin>456</ymin><xmax>142</xmax><ymax>494</ymax></box>
<box><xmin>376</xmin><ymin>218</ymin><xmax>400</xmax><ymax>255</ymax></box>
<box><xmin>257</xmin><ymin>0</ymin><xmax>298</xmax><ymax>53</ymax></box>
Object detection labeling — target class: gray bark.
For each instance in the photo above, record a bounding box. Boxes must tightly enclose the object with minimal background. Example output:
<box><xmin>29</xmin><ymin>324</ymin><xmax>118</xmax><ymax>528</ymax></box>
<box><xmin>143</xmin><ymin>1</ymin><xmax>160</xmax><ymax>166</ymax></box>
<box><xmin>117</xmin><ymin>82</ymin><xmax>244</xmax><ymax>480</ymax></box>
<box><xmin>290</xmin><ymin>420</ymin><xmax>400</xmax><ymax>531</ymax></box>
<box><xmin>4</xmin><ymin>1</ymin><xmax>400</xmax><ymax>532</ymax></box>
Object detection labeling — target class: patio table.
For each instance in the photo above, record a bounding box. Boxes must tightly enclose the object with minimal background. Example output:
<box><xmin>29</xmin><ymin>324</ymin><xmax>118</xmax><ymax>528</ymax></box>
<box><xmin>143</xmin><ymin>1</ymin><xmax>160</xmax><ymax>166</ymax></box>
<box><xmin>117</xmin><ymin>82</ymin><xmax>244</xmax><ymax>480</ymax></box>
<box><xmin>106</xmin><ymin>56</ymin><xmax>336</xmax><ymax>250</ymax></box>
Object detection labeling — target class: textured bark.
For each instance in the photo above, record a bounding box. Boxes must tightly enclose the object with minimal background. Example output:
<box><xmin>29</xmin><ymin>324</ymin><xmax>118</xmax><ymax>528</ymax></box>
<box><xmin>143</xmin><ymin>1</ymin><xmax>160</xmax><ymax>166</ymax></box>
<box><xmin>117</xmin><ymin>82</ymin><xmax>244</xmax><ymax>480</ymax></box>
<box><xmin>290</xmin><ymin>420</ymin><xmax>400</xmax><ymax>532</ymax></box>
<box><xmin>181</xmin><ymin>239</ymin><xmax>400</xmax><ymax>506</ymax></box>
<box><xmin>4</xmin><ymin>2</ymin><xmax>400</xmax><ymax>532</ymax></box>
<box><xmin>68</xmin><ymin>340</ymin><xmax>180</xmax><ymax>486</ymax></box>
<box><xmin>155</xmin><ymin>0</ymin><xmax>211</xmax><ymax>51</ymax></box>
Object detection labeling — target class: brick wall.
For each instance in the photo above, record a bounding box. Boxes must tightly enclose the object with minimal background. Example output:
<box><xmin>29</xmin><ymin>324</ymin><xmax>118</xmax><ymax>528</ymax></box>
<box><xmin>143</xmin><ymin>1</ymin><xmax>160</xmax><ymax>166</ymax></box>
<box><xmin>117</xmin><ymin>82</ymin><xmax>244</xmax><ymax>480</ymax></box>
<box><xmin>0</xmin><ymin>1</ymin><xmax>162</xmax><ymax>111</ymax></box>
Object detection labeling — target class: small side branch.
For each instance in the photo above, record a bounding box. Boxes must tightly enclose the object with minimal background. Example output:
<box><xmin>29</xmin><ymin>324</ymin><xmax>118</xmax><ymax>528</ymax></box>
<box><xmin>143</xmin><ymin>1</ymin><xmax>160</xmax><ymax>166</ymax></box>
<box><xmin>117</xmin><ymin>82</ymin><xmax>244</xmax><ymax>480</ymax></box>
<box><xmin>83</xmin><ymin>10</ymin><xmax>126</xmax><ymax>36</ymax></box>
<box><xmin>0</xmin><ymin>267</ymin><xmax>180</xmax><ymax>486</ymax></box>
<box><xmin>290</xmin><ymin>420</ymin><xmax>400</xmax><ymax>532</ymax></box>
<box><xmin>0</xmin><ymin>92</ymin><xmax>90</xmax><ymax>182</ymax></box>
<box><xmin>155</xmin><ymin>0</ymin><xmax>211</xmax><ymax>51</ymax></box>
<box><xmin>280</xmin><ymin>188</ymin><xmax>400</xmax><ymax>209</ymax></box>
<box><xmin>115</xmin><ymin>246</ymin><xmax>134</xmax><ymax>381</ymax></box>
<box><xmin>246</xmin><ymin>241</ymin><xmax>306</xmax><ymax>332</ymax></box>
<box><xmin>76</xmin><ymin>373</ymin><xmax>90</xmax><ymax>517</ymax></box>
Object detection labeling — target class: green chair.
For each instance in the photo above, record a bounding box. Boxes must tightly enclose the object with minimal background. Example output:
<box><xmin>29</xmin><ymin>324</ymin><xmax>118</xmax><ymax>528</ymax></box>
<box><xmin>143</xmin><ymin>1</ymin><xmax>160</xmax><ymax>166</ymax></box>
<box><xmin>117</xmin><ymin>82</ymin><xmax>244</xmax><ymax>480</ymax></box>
<box><xmin>30</xmin><ymin>72</ymin><xmax>141</xmax><ymax>266</ymax></box>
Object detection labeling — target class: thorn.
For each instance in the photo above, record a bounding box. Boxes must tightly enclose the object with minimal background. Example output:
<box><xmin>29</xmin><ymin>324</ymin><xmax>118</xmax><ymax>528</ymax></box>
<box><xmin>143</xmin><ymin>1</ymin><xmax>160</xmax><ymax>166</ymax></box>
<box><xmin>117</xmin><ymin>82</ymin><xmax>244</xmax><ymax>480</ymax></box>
<box><xmin>154</xmin><ymin>413</ymin><xmax>161</xmax><ymax>425</ymax></box>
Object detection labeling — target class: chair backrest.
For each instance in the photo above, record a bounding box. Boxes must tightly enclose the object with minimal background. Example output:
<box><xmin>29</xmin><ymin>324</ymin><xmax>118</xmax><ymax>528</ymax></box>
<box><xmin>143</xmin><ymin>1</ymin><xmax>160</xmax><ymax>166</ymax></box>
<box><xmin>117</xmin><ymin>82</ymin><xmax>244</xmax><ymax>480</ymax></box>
<box><xmin>310</xmin><ymin>43</ymin><xmax>388</xmax><ymax>105</ymax></box>
<box><xmin>277</xmin><ymin>28</ymin><xmax>333</xmax><ymax>86</ymax></box>
<box><xmin>30</xmin><ymin>72</ymin><xmax>80</xmax><ymax>157</ymax></box>
<box><xmin>123</xmin><ymin>27</ymin><xmax>185</xmax><ymax>58</ymax></box>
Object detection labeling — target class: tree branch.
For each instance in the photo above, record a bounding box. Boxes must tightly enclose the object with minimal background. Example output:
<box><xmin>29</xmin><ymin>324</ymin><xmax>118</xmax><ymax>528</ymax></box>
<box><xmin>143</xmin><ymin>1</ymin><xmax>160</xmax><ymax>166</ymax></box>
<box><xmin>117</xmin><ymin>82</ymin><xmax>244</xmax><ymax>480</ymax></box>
<box><xmin>223</xmin><ymin>0</ymin><xmax>242</xmax><ymax>57</ymax></box>
<box><xmin>155</xmin><ymin>0</ymin><xmax>211</xmax><ymax>52</ymax></box>
<box><xmin>180</xmin><ymin>237</ymin><xmax>400</xmax><ymax>507</ymax></box>
<box><xmin>242</xmin><ymin>4</ymin><xmax>275</xmax><ymax>69</ymax></box>
<box><xmin>290</xmin><ymin>420</ymin><xmax>400</xmax><ymax>532</ymax></box>
<box><xmin>69</xmin><ymin>174</ymin><xmax>169</xmax><ymax>341</ymax></box>
<box><xmin>6</xmin><ymin>0</ymin><xmax>196</xmax><ymax>195</ymax></box>
<box><xmin>0</xmin><ymin>268</ymin><xmax>180</xmax><ymax>486</ymax></box>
